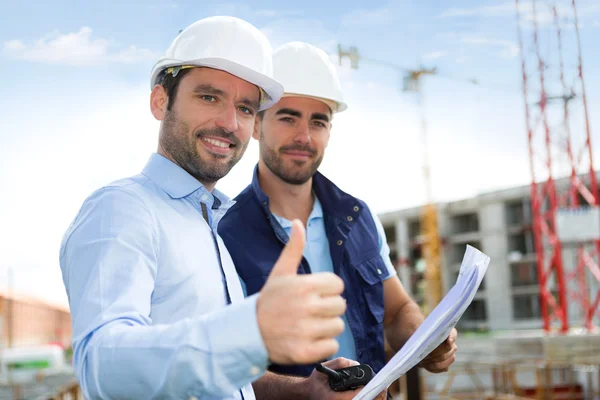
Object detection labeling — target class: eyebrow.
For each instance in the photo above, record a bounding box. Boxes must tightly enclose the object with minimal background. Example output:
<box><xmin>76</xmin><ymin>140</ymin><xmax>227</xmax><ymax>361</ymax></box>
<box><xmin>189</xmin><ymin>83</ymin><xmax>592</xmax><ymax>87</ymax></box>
<box><xmin>311</xmin><ymin>113</ymin><xmax>330</xmax><ymax>123</ymax></box>
<box><xmin>193</xmin><ymin>84</ymin><xmax>225</xmax><ymax>97</ymax></box>
<box><xmin>275</xmin><ymin>108</ymin><xmax>302</xmax><ymax>118</ymax></box>
<box><xmin>240</xmin><ymin>97</ymin><xmax>260</xmax><ymax>112</ymax></box>
<box><xmin>275</xmin><ymin>108</ymin><xmax>331</xmax><ymax>123</ymax></box>
<box><xmin>193</xmin><ymin>84</ymin><xmax>260</xmax><ymax>111</ymax></box>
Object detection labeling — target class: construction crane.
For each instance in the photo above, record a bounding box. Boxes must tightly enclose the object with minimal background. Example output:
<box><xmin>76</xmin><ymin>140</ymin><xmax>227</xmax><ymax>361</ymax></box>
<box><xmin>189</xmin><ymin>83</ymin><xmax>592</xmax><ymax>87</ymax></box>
<box><xmin>337</xmin><ymin>45</ymin><xmax>459</xmax><ymax>314</ymax></box>
<box><xmin>406</xmin><ymin>68</ymin><xmax>444</xmax><ymax>315</ymax></box>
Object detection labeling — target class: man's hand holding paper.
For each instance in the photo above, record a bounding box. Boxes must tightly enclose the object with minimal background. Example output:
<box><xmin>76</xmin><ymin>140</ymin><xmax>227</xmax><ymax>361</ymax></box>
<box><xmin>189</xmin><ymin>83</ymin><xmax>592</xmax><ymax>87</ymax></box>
<box><xmin>418</xmin><ymin>328</ymin><xmax>458</xmax><ymax>373</ymax></box>
<box><xmin>352</xmin><ymin>245</ymin><xmax>491</xmax><ymax>400</ymax></box>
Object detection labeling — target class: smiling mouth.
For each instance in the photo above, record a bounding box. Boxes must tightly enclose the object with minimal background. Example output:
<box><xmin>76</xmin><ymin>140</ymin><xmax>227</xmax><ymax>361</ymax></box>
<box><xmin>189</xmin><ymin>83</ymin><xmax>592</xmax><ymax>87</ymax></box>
<box><xmin>201</xmin><ymin>137</ymin><xmax>233</xmax><ymax>149</ymax></box>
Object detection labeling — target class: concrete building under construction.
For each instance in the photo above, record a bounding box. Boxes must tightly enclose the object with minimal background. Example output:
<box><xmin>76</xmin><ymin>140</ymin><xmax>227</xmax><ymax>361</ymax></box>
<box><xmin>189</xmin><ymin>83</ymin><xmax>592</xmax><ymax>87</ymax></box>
<box><xmin>378</xmin><ymin>173</ymin><xmax>600</xmax><ymax>334</ymax></box>
<box><xmin>378</xmin><ymin>175</ymin><xmax>600</xmax><ymax>398</ymax></box>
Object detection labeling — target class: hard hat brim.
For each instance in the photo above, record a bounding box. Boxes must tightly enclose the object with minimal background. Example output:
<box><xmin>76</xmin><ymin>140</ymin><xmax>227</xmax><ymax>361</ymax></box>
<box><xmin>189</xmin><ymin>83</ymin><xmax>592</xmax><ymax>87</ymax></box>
<box><xmin>282</xmin><ymin>93</ymin><xmax>348</xmax><ymax>113</ymax></box>
<box><xmin>151</xmin><ymin>58</ymin><xmax>284</xmax><ymax>111</ymax></box>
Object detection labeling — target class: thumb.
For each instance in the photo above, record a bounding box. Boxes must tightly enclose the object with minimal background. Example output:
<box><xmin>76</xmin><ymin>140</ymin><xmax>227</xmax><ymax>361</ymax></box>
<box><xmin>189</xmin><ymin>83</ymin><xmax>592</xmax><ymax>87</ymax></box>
<box><xmin>269</xmin><ymin>219</ymin><xmax>306</xmax><ymax>277</ymax></box>
<box><xmin>323</xmin><ymin>357</ymin><xmax>359</xmax><ymax>370</ymax></box>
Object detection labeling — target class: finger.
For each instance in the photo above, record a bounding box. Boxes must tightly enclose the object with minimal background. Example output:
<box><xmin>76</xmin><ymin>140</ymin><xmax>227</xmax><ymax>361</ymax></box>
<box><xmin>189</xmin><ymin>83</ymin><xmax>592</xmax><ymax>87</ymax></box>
<box><xmin>299</xmin><ymin>338</ymin><xmax>339</xmax><ymax>364</ymax></box>
<box><xmin>422</xmin><ymin>352</ymin><xmax>457</xmax><ymax>373</ymax></box>
<box><xmin>425</xmin><ymin>357</ymin><xmax>454</xmax><ymax>373</ymax></box>
<box><xmin>444</xmin><ymin>328</ymin><xmax>458</xmax><ymax>345</ymax></box>
<box><xmin>302</xmin><ymin>273</ymin><xmax>345</xmax><ymax>296</ymax></box>
<box><xmin>429</xmin><ymin>340</ymin><xmax>453</xmax><ymax>357</ymax></box>
<box><xmin>323</xmin><ymin>357</ymin><xmax>360</xmax><ymax>370</ymax></box>
<box><xmin>423</xmin><ymin>345</ymin><xmax>457</xmax><ymax>364</ymax></box>
<box><xmin>448</xmin><ymin>328</ymin><xmax>458</xmax><ymax>344</ymax></box>
<box><xmin>308</xmin><ymin>294</ymin><xmax>347</xmax><ymax>317</ymax></box>
<box><xmin>427</xmin><ymin>366</ymin><xmax>449</xmax><ymax>374</ymax></box>
<box><xmin>375</xmin><ymin>391</ymin><xmax>388</xmax><ymax>400</ymax></box>
<box><xmin>269</xmin><ymin>219</ymin><xmax>305</xmax><ymax>277</ymax></box>
<box><xmin>308</xmin><ymin>317</ymin><xmax>345</xmax><ymax>339</ymax></box>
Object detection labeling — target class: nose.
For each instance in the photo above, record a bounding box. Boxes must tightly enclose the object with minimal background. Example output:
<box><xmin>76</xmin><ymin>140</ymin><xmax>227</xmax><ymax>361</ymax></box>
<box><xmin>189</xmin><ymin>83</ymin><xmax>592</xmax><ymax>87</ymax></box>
<box><xmin>214</xmin><ymin>103</ymin><xmax>239</xmax><ymax>133</ymax></box>
<box><xmin>293</xmin><ymin>120</ymin><xmax>311</xmax><ymax>145</ymax></box>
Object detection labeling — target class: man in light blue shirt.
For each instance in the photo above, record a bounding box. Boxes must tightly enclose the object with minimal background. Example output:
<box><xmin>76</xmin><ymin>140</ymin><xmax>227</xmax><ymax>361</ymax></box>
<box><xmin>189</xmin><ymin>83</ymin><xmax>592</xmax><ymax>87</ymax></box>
<box><xmin>60</xmin><ymin>17</ymin><xmax>351</xmax><ymax>400</ymax></box>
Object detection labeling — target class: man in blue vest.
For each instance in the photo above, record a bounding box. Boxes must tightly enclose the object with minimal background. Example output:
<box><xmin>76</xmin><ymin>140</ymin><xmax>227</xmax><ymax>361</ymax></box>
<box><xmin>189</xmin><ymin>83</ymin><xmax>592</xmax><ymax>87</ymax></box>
<box><xmin>219</xmin><ymin>42</ymin><xmax>458</xmax><ymax>396</ymax></box>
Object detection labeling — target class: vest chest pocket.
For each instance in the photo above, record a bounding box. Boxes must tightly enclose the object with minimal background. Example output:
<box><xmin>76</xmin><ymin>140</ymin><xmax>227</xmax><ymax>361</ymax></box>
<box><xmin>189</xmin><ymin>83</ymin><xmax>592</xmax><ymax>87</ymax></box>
<box><xmin>353</xmin><ymin>255</ymin><xmax>386</xmax><ymax>325</ymax></box>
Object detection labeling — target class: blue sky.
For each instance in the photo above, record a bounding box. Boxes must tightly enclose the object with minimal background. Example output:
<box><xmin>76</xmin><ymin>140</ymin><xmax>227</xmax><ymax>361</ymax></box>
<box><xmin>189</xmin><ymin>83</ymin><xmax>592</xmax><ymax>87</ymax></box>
<box><xmin>1</xmin><ymin>0</ymin><xmax>600</xmax><ymax>304</ymax></box>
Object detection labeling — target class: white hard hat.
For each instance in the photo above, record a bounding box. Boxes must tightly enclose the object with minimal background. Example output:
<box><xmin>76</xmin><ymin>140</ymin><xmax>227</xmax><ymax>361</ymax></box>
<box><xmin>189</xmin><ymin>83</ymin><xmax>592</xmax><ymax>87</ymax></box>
<box><xmin>150</xmin><ymin>16</ymin><xmax>283</xmax><ymax>111</ymax></box>
<box><xmin>272</xmin><ymin>42</ymin><xmax>347</xmax><ymax>113</ymax></box>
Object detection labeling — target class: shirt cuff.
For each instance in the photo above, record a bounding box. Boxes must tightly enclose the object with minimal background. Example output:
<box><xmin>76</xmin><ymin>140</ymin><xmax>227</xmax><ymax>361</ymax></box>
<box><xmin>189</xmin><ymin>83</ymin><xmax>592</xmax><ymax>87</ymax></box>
<box><xmin>204</xmin><ymin>293</ymin><xmax>269</xmax><ymax>386</ymax></box>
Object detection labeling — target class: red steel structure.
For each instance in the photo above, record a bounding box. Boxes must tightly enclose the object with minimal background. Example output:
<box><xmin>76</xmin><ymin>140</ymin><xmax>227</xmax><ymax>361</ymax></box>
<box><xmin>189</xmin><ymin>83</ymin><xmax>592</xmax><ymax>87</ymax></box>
<box><xmin>515</xmin><ymin>0</ymin><xmax>600</xmax><ymax>332</ymax></box>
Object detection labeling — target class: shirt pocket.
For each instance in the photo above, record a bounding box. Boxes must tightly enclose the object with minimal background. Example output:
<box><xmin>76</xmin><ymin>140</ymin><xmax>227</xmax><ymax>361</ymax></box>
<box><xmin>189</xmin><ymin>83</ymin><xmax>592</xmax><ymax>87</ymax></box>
<box><xmin>353</xmin><ymin>254</ymin><xmax>386</xmax><ymax>325</ymax></box>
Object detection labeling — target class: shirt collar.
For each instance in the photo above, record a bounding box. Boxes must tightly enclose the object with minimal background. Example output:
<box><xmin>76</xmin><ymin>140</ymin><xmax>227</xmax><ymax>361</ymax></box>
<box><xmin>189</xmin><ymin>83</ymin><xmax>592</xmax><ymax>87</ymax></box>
<box><xmin>142</xmin><ymin>153</ymin><xmax>232</xmax><ymax>207</ymax></box>
<box><xmin>273</xmin><ymin>196</ymin><xmax>324</xmax><ymax>229</ymax></box>
<box><xmin>251</xmin><ymin>164</ymin><xmax>270</xmax><ymax>207</ymax></box>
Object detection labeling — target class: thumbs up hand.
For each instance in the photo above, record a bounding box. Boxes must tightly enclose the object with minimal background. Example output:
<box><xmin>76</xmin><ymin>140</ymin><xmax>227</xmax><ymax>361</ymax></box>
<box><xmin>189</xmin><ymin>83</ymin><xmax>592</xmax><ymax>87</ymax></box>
<box><xmin>257</xmin><ymin>219</ymin><xmax>346</xmax><ymax>365</ymax></box>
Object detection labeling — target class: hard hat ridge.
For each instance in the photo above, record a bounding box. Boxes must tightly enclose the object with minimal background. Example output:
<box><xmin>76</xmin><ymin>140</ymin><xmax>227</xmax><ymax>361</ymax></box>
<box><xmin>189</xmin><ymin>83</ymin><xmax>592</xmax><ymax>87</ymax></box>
<box><xmin>272</xmin><ymin>41</ymin><xmax>347</xmax><ymax>113</ymax></box>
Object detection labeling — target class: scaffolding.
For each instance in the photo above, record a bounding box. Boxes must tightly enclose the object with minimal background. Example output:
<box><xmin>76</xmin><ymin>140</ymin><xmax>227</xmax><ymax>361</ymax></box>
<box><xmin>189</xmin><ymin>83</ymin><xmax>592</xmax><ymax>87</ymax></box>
<box><xmin>515</xmin><ymin>0</ymin><xmax>600</xmax><ymax>333</ymax></box>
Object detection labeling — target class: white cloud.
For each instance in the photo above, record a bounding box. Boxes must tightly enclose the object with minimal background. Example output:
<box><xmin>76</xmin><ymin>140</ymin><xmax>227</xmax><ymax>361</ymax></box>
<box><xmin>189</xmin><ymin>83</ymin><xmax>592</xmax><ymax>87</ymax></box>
<box><xmin>341</xmin><ymin>6</ymin><xmax>397</xmax><ymax>26</ymax></box>
<box><xmin>437</xmin><ymin>2</ymin><xmax>515</xmax><ymax>19</ymax></box>
<box><xmin>3</xmin><ymin>27</ymin><xmax>158</xmax><ymax>66</ymax></box>
<box><xmin>255</xmin><ymin>9</ymin><xmax>278</xmax><ymax>17</ymax></box>
<box><xmin>259</xmin><ymin>18</ymin><xmax>337</xmax><ymax>52</ymax></box>
<box><xmin>211</xmin><ymin>3</ymin><xmax>252</xmax><ymax>16</ymax></box>
<box><xmin>210</xmin><ymin>3</ymin><xmax>301</xmax><ymax>19</ymax></box>
<box><xmin>149</xmin><ymin>3</ymin><xmax>178</xmax><ymax>10</ymax></box>
<box><xmin>440</xmin><ymin>32</ymin><xmax>520</xmax><ymax>59</ymax></box>
<box><xmin>423</xmin><ymin>51</ymin><xmax>448</xmax><ymax>61</ymax></box>
<box><xmin>461</xmin><ymin>36</ymin><xmax>520</xmax><ymax>58</ymax></box>
<box><xmin>255</xmin><ymin>9</ymin><xmax>301</xmax><ymax>18</ymax></box>
<box><xmin>4</xmin><ymin>40</ymin><xmax>24</xmax><ymax>50</ymax></box>
<box><xmin>438</xmin><ymin>1</ymin><xmax>600</xmax><ymax>26</ymax></box>
<box><xmin>111</xmin><ymin>45</ymin><xmax>158</xmax><ymax>63</ymax></box>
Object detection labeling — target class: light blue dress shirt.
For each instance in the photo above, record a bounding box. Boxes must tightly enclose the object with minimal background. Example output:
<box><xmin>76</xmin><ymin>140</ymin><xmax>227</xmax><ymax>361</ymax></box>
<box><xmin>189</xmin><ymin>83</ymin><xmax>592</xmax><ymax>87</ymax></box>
<box><xmin>59</xmin><ymin>153</ymin><xmax>267</xmax><ymax>400</ymax></box>
<box><xmin>272</xmin><ymin>196</ymin><xmax>396</xmax><ymax>361</ymax></box>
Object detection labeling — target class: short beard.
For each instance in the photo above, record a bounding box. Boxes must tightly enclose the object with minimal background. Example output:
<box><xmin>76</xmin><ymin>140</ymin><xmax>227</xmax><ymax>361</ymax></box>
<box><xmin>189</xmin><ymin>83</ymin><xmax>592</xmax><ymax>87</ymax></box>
<box><xmin>159</xmin><ymin>109</ymin><xmax>248</xmax><ymax>185</ymax></box>
<box><xmin>260</xmin><ymin>130</ymin><xmax>322</xmax><ymax>185</ymax></box>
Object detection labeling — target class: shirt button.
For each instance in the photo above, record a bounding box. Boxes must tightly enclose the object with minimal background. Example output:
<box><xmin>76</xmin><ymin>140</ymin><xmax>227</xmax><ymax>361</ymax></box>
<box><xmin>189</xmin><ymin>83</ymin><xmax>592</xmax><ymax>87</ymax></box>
<box><xmin>377</xmin><ymin>268</ymin><xmax>383</xmax><ymax>275</ymax></box>
<box><xmin>337</xmin><ymin>240</ymin><xmax>343</xmax><ymax>246</ymax></box>
<box><xmin>353</xmin><ymin>206</ymin><xmax>359</xmax><ymax>212</ymax></box>
<box><xmin>250</xmin><ymin>366</ymin><xmax>261</xmax><ymax>376</ymax></box>
<box><xmin>347</xmin><ymin>216</ymin><xmax>353</xmax><ymax>222</ymax></box>
<box><xmin>263</xmin><ymin>201</ymin><xmax>268</xmax><ymax>206</ymax></box>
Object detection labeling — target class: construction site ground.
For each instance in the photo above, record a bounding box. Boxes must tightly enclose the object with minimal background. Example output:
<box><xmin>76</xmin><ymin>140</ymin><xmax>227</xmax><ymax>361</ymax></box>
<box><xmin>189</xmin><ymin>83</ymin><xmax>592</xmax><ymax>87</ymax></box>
<box><xmin>393</xmin><ymin>329</ymin><xmax>600</xmax><ymax>400</ymax></box>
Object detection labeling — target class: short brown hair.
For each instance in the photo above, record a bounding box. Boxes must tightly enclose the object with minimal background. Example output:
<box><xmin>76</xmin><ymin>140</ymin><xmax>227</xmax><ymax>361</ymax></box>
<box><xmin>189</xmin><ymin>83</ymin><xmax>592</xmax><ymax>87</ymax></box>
<box><xmin>160</xmin><ymin>68</ymin><xmax>193</xmax><ymax>111</ymax></box>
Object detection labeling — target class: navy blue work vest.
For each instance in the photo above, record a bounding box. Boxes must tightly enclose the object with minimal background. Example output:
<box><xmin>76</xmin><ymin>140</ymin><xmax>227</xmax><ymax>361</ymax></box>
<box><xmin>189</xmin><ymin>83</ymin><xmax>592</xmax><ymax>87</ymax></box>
<box><xmin>219</xmin><ymin>167</ymin><xmax>387</xmax><ymax>377</ymax></box>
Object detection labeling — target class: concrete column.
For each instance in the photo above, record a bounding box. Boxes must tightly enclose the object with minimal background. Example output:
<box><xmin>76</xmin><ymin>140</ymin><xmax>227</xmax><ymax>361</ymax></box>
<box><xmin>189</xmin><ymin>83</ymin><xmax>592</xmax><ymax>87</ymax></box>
<box><xmin>478</xmin><ymin>201</ymin><xmax>512</xmax><ymax>330</ymax></box>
